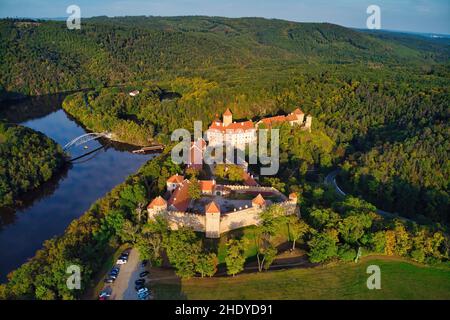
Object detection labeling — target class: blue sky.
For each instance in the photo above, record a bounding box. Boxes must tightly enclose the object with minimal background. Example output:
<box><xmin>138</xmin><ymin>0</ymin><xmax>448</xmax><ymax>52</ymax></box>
<box><xmin>0</xmin><ymin>0</ymin><xmax>449</xmax><ymax>34</ymax></box>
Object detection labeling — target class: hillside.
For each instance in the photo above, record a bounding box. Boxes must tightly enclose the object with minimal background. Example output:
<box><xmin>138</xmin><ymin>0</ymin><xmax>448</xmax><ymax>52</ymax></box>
<box><xmin>1</xmin><ymin>16</ymin><xmax>448</xmax><ymax>96</ymax></box>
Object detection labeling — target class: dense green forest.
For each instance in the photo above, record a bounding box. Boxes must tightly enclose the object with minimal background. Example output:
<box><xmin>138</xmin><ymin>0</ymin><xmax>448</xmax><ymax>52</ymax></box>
<box><xmin>2</xmin><ymin>16</ymin><xmax>447</xmax><ymax>223</ymax></box>
<box><xmin>1</xmin><ymin>16</ymin><xmax>449</xmax><ymax>96</ymax></box>
<box><xmin>0</xmin><ymin>123</ymin><xmax>66</xmax><ymax>207</ymax></box>
<box><xmin>1</xmin><ymin>149</ymin><xmax>447</xmax><ymax>299</ymax></box>
<box><xmin>0</xmin><ymin>16</ymin><xmax>449</xmax><ymax>298</ymax></box>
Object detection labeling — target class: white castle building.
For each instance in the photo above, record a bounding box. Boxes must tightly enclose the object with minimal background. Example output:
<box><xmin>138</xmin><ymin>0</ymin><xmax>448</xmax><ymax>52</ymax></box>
<box><xmin>206</xmin><ymin>108</ymin><xmax>312</xmax><ymax>149</ymax></box>
<box><xmin>206</xmin><ymin>108</ymin><xmax>257</xmax><ymax>148</ymax></box>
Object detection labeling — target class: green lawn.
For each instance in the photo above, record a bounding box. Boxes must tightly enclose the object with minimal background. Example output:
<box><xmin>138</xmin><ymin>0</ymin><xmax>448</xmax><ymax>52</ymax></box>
<box><xmin>215</xmin><ymin>224</ymin><xmax>291</xmax><ymax>264</ymax></box>
<box><xmin>151</xmin><ymin>257</ymin><xmax>450</xmax><ymax>300</ymax></box>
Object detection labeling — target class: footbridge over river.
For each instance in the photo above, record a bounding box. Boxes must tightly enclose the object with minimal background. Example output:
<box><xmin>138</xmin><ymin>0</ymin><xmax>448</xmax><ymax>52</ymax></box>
<box><xmin>63</xmin><ymin>132</ymin><xmax>112</xmax><ymax>151</ymax></box>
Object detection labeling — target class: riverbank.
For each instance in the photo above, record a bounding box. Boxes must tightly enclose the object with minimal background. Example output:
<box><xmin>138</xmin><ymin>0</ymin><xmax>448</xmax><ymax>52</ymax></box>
<box><xmin>0</xmin><ymin>123</ymin><xmax>66</xmax><ymax>208</ymax></box>
<box><xmin>0</xmin><ymin>99</ymin><xmax>155</xmax><ymax>283</ymax></box>
<box><xmin>0</xmin><ymin>148</ymin><xmax>172</xmax><ymax>298</ymax></box>
<box><xmin>61</xmin><ymin>88</ymin><xmax>161</xmax><ymax>147</ymax></box>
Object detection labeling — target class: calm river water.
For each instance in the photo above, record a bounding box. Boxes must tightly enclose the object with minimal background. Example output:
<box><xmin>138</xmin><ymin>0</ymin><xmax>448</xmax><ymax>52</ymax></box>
<box><xmin>0</xmin><ymin>95</ymin><xmax>155</xmax><ymax>281</ymax></box>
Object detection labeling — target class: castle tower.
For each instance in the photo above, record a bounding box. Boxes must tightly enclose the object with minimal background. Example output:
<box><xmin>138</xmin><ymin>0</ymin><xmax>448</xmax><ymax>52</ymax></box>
<box><xmin>288</xmin><ymin>192</ymin><xmax>301</xmax><ymax>218</ymax></box>
<box><xmin>289</xmin><ymin>192</ymin><xmax>298</xmax><ymax>203</ymax></box>
<box><xmin>252</xmin><ymin>194</ymin><xmax>266</xmax><ymax>209</ymax></box>
<box><xmin>305</xmin><ymin>115</ymin><xmax>312</xmax><ymax>132</ymax></box>
<box><xmin>223</xmin><ymin>108</ymin><xmax>232</xmax><ymax>127</ymax></box>
<box><xmin>205</xmin><ymin>201</ymin><xmax>221</xmax><ymax>238</ymax></box>
<box><xmin>147</xmin><ymin>196</ymin><xmax>167</xmax><ymax>220</ymax></box>
<box><xmin>293</xmin><ymin>108</ymin><xmax>305</xmax><ymax>123</ymax></box>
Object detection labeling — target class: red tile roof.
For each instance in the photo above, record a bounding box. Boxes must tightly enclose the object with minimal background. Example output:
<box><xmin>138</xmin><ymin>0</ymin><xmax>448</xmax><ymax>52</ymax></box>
<box><xmin>205</xmin><ymin>201</ymin><xmax>221</xmax><ymax>214</ymax></box>
<box><xmin>292</xmin><ymin>108</ymin><xmax>304</xmax><ymax>115</ymax></box>
<box><xmin>167</xmin><ymin>174</ymin><xmax>184</xmax><ymax>184</ymax></box>
<box><xmin>242</xmin><ymin>172</ymin><xmax>258</xmax><ymax>186</ymax></box>
<box><xmin>226</xmin><ymin>120</ymin><xmax>255</xmax><ymax>131</ymax></box>
<box><xmin>199</xmin><ymin>180</ymin><xmax>216</xmax><ymax>193</ymax></box>
<box><xmin>209</xmin><ymin>120</ymin><xmax>224</xmax><ymax>131</ymax></box>
<box><xmin>286</xmin><ymin>113</ymin><xmax>300</xmax><ymax>121</ymax></box>
<box><xmin>258</xmin><ymin>115</ymin><xmax>287</xmax><ymax>127</ymax></box>
<box><xmin>252</xmin><ymin>194</ymin><xmax>266</xmax><ymax>206</ymax></box>
<box><xmin>148</xmin><ymin>196</ymin><xmax>167</xmax><ymax>209</ymax></box>
<box><xmin>168</xmin><ymin>180</ymin><xmax>191</xmax><ymax>212</ymax></box>
<box><xmin>209</xmin><ymin>120</ymin><xmax>255</xmax><ymax>132</ymax></box>
<box><xmin>259</xmin><ymin>109</ymin><xmax>304</xmax><ymax>127</ymax></box>
<box><xmin>223</xmin><ymin>108</ymin><xmax>233</xmax><ymax>116</ymax></box>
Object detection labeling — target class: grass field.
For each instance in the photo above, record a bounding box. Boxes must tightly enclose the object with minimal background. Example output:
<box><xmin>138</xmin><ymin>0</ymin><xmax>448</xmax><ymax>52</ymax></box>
<box><xmin>214</xmin><ymin>224</ymin><xmax>292</xmax><ymax>264</ymax></box>
<box><xmin>150</xmin><ymin>256</ymin><xmax>450</xmax><ymax>300</ymax></box>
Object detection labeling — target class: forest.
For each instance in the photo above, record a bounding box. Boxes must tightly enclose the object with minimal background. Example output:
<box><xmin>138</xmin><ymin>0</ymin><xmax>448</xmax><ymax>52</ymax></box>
<box><xmin>2</xmin><ymin>15</ymin><xmax>446</xmax><ymax>223</ymax></box>
<box><xmin>0</xmin><ymin>16</ymin><xmax>449</xmax><ymax>298</ymax></box>
<box><xmin>0</xmin><ymin>149</ymin><xmax>447</xmax><ymax>299</ymax></box>
<box><xmin>0</xmin><ymin>123</ymin><xmax>66</xmax><ymax>207</ymax></box>
<box><xmin>62</xmin><ymin>66</ymin><xmax>449</xmax><ymax>224</ymax></box>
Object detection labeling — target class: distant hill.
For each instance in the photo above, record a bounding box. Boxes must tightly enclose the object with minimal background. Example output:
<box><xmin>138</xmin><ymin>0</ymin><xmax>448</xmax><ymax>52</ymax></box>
<box><xmin>1</xmin><ymin>16</ymin><xmax>449</xmax><ymax>96</ymax></box>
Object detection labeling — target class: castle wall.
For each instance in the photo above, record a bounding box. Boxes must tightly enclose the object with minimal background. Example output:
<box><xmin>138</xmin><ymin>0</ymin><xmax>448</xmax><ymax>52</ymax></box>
<box><xmin>148</xmin><ymin>201</ymin><xmax>299</xmax><ymax>237</ymax></box>
<box><xmin>165</xmin><ymin>211</ymin><xmax>206</xmax><ymax>232</ymax></box>
<box><xmin>219</xmin><ymin>207</ymin><xmax>260</xmax><ymax>233</ymax></box>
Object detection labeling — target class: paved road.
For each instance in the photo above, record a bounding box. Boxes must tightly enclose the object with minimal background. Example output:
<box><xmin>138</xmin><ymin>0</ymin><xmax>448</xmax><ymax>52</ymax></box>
<box><xmin>324</xmin><ymin>169</ymin><xmax>412</xmax><ymax>222</ymax></box>
<box><xmin>109</xmin><ymin>248</ymin><xmax>142</xmax><ymax>300</ymax></box>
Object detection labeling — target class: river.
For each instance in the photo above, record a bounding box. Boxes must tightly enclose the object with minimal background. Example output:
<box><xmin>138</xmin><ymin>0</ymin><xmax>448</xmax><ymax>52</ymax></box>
<box><xmin>0</xmin><ymin>94</ymin><xmax>156</xmax><ymax>282</ymax></box>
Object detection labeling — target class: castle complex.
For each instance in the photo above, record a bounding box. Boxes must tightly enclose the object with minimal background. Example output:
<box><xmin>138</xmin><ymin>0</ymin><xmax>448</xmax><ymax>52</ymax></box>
<box><xmin>147</xmin><ymin>107</ymin><xmax>309</xmax><ymax>238</ymax></box>
<box><xmin>148</xmin><ymin>179</ymin><xmax>299</xmax><ymax>238</ymax></box>
<box><xmin>206</xmin><ymin>108</ymin><xmax>312</xmax><ymax>149</ymax></box>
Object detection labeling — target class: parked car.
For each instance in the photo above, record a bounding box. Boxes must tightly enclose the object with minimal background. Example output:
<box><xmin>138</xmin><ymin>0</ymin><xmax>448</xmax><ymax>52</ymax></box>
<box><xmin>137</xmin><ymin>287</ymin><xmax>150</xmax><ymax>299</ymax></box>
<box><xmin>137</xmin><ymin>287</ymin><xmax>148</xmax><ymax>295</ymax></box>
<box><xmin>111</xmin><ymin>266</ymin><xmax>120</xmax><ymax>272</ymax></box>
<box><xmin>104</xmin><ymin>277</ymin><xmax>115</xmax><ymax>283</ymax></box>
<box><xmin>135</xmin><ymin>284</ymin><xmax>145</xmax><ymax>291</ymax></box>
<box><xmin>116</xmin><ymin>258</ymin><xmax>127</xmax><ymax>265</ymax></box>
<box><xmin>138</xmin><ymin>291</ymin><xmax>150</xmax><ymax>300</ymax></box>
<box><xmin>135</xmin><ymin>279</ymin><xmax>145</xmax><ymax>286</ymax></box>
<box><xmin>99</xmin><ymin>288</ymin><xmax>112</xmax><ymax>299</ymax></box>
<box><xmin>139</xmin><ymin>271</ymin><xmax>149</xmax><ymax>278</ymax></box>
<box><xmin>110</xmin><ymin>266</ymin><xmax>120</xmax><ymax>275</ymax></box>
<box><xmin>141</xmin><ymin>260</ymin><xmax>148</xmax><ymax>267</ymax></box>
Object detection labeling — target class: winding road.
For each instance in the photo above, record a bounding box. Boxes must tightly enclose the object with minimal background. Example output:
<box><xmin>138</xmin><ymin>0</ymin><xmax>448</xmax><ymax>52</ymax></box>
<box><xmin>324</xmin><ymin>170</ymin><xmax>411</xmax><ymax>222</ymax></box>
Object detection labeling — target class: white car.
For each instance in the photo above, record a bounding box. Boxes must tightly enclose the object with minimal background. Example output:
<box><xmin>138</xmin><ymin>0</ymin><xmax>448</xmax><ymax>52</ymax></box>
<box><xmin>116</xmin><ymin>258</ymin><xmax>127</xmax><ymax>265</ymax></box>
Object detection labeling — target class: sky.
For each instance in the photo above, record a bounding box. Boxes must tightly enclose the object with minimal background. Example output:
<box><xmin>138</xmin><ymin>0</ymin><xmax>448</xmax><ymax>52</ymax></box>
<box><xmin>0</xmin><ymin>0</ymin><xmax>449</xmax><ymax>34</ymax></box>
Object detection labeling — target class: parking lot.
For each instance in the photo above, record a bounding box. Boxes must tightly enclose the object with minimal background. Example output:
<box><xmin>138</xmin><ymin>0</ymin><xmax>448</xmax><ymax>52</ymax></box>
<box><xmin>99</xmin><ymin>248</ymin><xmax>151</xmax><ymax>300</ymax></box>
